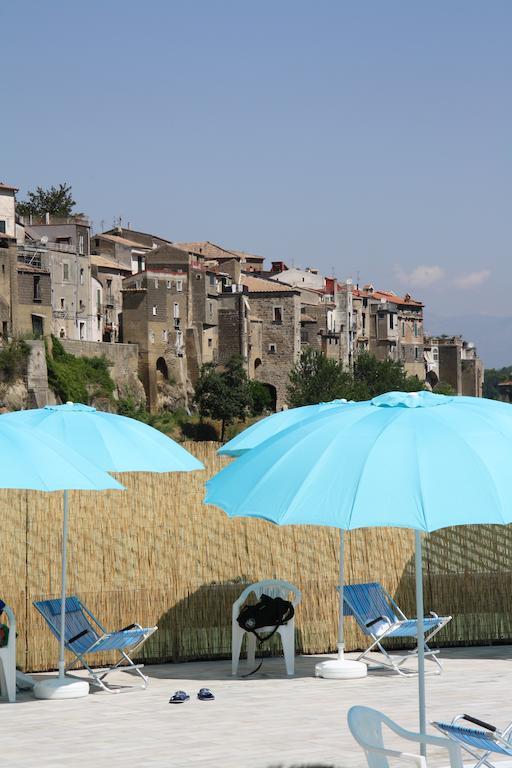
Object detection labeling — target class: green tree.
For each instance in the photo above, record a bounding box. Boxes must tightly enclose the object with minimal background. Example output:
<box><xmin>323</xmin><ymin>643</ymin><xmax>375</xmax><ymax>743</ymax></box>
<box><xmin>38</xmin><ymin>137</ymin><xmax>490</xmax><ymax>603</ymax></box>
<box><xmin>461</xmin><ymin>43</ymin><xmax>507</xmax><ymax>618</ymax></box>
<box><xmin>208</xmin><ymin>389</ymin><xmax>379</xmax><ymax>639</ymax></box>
<box><xmin>194</xmin><ymin>355</ymin><xmax>252</xmax><ymax>440</ymax></box>
<box><xmin>249</xmin><ymin>380</ymin><xmax>273</xmax><ymax>415</ymax></box>
<box><xmin>286</xmin><ymin>348</ymin><xmax>354</xmax><ymax>407</ymax></box>
<box><xmin>17</xmin><ymin>183</ymin><xmax>76</xmax><ymax>218</ymax></box>
<box><xmin>433</xmin><ymin>381</ymin><xmax>456</xmax><ymax>396</ymax></box>
<box><xmin>483</xmin><ymin>366</ymin><xmax>512</xmax><ymax>400</ymax></box>
<box><xmin>353</xmin><ymin>351</ymin><xmax>423</xmax><ymax>398</ymax></box>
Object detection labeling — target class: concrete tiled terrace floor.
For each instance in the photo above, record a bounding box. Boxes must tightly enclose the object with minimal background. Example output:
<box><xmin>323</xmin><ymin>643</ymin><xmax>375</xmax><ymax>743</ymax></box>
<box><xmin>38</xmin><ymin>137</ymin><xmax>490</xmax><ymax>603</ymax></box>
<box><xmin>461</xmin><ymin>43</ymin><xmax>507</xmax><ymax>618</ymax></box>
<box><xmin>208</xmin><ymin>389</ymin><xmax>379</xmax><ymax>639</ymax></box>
<box><xmin>4</xmin><ymin>646</ymin><xmax>512</xmax><ymax>767</ymax></box>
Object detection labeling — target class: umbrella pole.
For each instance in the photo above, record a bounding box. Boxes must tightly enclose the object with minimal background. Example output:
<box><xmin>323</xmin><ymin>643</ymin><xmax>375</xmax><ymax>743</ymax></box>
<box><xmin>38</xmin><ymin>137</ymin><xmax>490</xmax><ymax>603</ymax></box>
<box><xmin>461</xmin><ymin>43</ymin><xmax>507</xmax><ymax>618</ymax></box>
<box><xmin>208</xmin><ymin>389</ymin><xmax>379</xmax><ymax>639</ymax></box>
<box><xmin>415</xmin><ymin>530</ymin><xmax>426</xmax><ymax>756</ymax></box>
<box><xmin>58</xmin><ymin>489</ymin><xmax>69</xmax><ymax>679</ymax></box>
<box><xmin>337</xmin><ymin>528</ymin><xmax>345</xmax><ymax>659</ymax></box>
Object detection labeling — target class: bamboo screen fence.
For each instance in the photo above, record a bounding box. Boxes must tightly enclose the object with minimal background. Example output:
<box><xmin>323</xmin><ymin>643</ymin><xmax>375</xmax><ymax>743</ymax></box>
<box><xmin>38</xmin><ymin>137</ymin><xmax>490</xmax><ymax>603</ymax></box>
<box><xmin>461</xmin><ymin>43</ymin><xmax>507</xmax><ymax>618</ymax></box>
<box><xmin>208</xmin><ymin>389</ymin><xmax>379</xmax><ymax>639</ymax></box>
<box><xmin>2</xmin><ymin>441</ymin><xmax>512</xmax><ymax>672</ymax></box>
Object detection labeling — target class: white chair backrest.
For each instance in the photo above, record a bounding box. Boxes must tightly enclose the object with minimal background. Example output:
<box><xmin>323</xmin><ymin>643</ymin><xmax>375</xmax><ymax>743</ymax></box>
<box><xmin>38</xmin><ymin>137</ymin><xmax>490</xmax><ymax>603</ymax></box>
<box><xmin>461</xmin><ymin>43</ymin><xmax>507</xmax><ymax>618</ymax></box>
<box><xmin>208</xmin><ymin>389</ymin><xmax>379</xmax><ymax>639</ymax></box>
<box><xmin>348</xmin><ymin>706</ymin><xmax>463</xmax><ymax>768</ymax></box>
<box><xmin>348</xmin><ymin>706</ymin><xmax>391</xmax><ymax>768</ymax></box>
<box><xmin>233</xmin><ymin>579</ymin><xmax>301</xmax><ymax>618</ymax></box>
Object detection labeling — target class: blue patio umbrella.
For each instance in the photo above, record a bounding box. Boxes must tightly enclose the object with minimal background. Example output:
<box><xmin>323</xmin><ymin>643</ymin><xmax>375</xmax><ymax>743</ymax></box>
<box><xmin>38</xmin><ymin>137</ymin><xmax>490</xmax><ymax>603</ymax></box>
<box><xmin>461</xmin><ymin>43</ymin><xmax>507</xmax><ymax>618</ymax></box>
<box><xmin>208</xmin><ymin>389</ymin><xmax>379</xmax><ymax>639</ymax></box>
<box><xmin>218</xmin><ymin>399</ymin><xmax>348</xmax><ymax>457</ymax></box>
<box><xmin>0</xmin><ymin>417</ymin><xmax>123</xmax><ymax>699</ymax></box>
<box><xmin>3</xmin><ymin>402</ymin><xmax>204</xmax><ymax>698</ymax></box>
<box><xmin>206</xmin><ymin>390</ymin><xmax>512</xmax><ymax>745</ymax></box>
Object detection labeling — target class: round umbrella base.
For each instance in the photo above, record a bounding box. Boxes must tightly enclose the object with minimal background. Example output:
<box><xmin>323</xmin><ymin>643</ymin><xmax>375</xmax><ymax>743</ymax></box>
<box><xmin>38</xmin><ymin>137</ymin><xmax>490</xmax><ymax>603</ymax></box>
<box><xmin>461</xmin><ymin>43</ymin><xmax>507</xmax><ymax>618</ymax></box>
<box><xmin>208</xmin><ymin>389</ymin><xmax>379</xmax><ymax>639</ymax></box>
<box><xmin>34</xmin><ymin>677</ymin><xmax>89</xmax><ymax>699</ymax></box>
<box><xmin>315</xmin><ymin>658</ymin><xmax>367</xmax><ymax>679</ymax></box>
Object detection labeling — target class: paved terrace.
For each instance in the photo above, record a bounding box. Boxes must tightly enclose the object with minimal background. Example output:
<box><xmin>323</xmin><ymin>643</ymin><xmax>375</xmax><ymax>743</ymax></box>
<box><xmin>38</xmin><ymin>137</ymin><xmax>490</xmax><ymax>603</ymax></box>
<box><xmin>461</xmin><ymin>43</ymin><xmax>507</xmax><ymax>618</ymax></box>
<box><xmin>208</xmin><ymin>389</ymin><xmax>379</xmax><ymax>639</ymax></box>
<box><xmin>4</xmin><ymin>647</ymin><xmax>512</xmax><ymax>767</ymax></box>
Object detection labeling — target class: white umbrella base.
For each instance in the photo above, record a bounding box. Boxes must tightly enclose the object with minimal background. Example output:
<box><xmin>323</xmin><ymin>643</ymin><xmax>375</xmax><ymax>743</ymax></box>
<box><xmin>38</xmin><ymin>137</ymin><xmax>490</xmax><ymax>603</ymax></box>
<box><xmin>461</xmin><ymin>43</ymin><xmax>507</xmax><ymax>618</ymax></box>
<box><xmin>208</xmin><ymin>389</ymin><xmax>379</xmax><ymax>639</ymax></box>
<box><xmin>34</xmin><ymin>677</ymin><xmax>89</xmax><ymax>699</ymax></box>
<box><xmin>315</xmin><ymin>658</ymin><xmax>367</xmax><ymax>679</ymax></box>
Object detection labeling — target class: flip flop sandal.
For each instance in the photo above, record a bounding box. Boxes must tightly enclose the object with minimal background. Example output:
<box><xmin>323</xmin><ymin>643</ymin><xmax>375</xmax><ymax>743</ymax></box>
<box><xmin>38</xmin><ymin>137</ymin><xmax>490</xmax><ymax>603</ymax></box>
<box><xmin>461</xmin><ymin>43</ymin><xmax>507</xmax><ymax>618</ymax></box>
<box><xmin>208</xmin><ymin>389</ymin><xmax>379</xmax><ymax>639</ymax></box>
<box><xmin>197</xmin><ymin>688</ymin><xmax>215</xmax><ymax>701</ymax></box>
<box><xmin>169</xmin><ymin>690</ymin><xmax>190</xmax><ymax>704</ymax></box>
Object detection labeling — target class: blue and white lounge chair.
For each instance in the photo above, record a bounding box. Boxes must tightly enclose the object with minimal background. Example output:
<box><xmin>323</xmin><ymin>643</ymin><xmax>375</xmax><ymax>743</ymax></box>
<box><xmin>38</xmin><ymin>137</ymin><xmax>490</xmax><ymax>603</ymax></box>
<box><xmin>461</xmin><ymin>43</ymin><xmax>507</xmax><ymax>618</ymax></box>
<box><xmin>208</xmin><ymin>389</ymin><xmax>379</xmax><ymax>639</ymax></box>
<box><xmin>343</xmin><ymin>582</ymin><xmax>451</xmax><ymax>677</ymax></box>
<box><xmin>433</xmin><ymin>715</ymin><xmax>512</xmax><ymax>768</ymax></box>
<box><xmin>34</xmin><ymin>596</ymin><xmax>157</xmax><ymax>692</ymax></box>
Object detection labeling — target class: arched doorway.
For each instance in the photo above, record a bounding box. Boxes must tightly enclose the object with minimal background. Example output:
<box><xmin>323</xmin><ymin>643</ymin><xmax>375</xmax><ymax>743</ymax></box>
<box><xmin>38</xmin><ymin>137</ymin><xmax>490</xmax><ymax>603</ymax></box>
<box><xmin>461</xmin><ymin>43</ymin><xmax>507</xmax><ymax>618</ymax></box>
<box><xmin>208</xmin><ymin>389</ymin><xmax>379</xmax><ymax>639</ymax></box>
<box><xmin>260</xmin><ymin>382</ymin><xmax>277</xmax><ymax>412</ymax></box>
<box><xmin>156</xmin><ymin>356</ymin><xmax>169</xmax><ymax>383</ymax></box>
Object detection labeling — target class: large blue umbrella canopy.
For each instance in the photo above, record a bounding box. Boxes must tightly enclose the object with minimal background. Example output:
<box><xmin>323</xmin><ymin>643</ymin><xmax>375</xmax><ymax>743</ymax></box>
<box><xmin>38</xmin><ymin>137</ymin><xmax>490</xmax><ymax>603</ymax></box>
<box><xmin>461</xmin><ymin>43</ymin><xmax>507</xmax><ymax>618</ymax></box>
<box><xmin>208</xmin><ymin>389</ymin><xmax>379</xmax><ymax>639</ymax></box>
<box><xmin>3</xmin><ymin>402</ymin><xmax>203</xmax><ymax>696</ymax></box>
<box><xmin>218</xmin><ymin>399</ymin><xmax>348</xmax><ymax>457</ymax></box>
<box><xmin>206</xmin><ymin>390</ymin><xmax>512</xmax><ymax>742</ymax></box>
<box><xmin>2</xmin><ymin>402</ymin><xmax>204</xmax><ymax>472</ymax></box>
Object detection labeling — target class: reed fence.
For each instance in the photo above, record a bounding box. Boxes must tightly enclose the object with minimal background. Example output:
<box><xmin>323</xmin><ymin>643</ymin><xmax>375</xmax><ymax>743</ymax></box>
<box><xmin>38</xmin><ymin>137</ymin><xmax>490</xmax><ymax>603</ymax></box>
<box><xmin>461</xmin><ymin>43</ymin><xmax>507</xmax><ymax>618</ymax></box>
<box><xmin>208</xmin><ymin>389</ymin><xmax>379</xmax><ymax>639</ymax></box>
<box><xmin>1</xmin><ymin>441</ymin><xmax>511</xmax><ymax>672</ymax></box>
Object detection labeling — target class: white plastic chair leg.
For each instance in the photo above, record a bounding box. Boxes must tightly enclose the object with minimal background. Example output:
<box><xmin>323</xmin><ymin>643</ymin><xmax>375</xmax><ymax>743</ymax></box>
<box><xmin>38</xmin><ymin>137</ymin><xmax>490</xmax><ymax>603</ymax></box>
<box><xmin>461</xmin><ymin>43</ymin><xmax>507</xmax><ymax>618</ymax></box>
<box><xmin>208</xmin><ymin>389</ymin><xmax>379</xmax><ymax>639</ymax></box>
<box><xmin>279</xmin><ymin>621</ymin><xmax>295</xmax><ymax>676</ymax></box>
<box><xmin>0</xmin><ymin>651</ymin><xmax>16</xmax><ymax>702</ymax></box>
<box><xmin>231</xmin><ymin>623</ymin><xmax>245</xmax><ymax>676</ymax></box>
<box><xmin>246</xmin><ymin>632</ymin><xmax>256</xmax><ymax>668</ymax></box>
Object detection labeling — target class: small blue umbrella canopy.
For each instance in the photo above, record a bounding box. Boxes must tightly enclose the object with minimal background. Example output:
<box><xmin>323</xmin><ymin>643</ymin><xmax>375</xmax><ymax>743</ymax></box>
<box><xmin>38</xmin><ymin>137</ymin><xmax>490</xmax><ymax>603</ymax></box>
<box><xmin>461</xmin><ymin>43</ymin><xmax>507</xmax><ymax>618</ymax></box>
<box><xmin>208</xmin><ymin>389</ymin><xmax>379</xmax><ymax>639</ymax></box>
<box><xmin>3</xmin><ymin>402</ymin><xmax>203</xmax><ymax>693</ymax></box>
<box><xmin>218</xmin><ymin>399</ymin><xmax>348</xmax><ymax>457</ymax></box>
<box><xmin>206</xmin><ymin>390</ymin><xmax>512</xmax><ymax>742</ymax></box>
<box><xmin>2</xmin><ymin>402</ymin><xmax>204</xmax><ymax>472</ymax></box>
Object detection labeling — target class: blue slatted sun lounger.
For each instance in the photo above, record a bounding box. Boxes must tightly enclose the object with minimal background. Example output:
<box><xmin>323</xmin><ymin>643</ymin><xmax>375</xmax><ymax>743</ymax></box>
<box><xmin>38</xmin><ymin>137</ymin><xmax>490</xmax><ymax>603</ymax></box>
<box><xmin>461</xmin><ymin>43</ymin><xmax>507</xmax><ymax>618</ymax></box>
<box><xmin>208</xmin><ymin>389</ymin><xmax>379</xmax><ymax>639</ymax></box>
<box><xmin>342</xmin><ymin>582</ymin><xmax>451</xmax><ymax>676</ymax></box>
<box><xmin>434</xmin><ymin>714</ymin><xmax>512</xmax><ymax>768</ymax></box>
<box><xmin>34</xmin><ymin>596</ymin><xmax>157</xmax><ymax>692</ymax></box>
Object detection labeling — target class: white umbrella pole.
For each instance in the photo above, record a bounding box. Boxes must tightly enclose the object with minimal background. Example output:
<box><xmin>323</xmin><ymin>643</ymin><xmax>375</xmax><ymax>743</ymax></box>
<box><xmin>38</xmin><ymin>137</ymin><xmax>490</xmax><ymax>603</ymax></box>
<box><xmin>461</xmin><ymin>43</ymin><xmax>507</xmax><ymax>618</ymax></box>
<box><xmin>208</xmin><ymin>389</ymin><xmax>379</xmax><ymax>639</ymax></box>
<box><xmin>337</xmin><ymin>528</ymin><xmax>345</xmax><ymax>658</ymax></box>
<box><xmin>58</xmin><ymin>489</ymin><xmax>69</xmax><ymax>679</ymax></box>
<box><xmin>415</xmin><ymin>530</ymin><xmax>426</xmax><ymax>757</ymax></box>
<box><xmin>315</xmin><ymin>529</ymin><xmax>367</xmax><ymax>679</ymax></box>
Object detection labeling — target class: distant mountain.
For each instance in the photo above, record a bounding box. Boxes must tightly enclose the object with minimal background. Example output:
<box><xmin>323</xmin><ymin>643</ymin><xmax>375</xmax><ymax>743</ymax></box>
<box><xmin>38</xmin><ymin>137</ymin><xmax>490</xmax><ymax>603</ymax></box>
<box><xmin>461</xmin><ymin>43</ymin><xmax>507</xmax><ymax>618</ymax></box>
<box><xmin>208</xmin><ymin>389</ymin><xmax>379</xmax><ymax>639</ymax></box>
<box><xmin>424</xmin><ymin>313</ymin><xmax>512</xmax><ymax>369</ymax></box>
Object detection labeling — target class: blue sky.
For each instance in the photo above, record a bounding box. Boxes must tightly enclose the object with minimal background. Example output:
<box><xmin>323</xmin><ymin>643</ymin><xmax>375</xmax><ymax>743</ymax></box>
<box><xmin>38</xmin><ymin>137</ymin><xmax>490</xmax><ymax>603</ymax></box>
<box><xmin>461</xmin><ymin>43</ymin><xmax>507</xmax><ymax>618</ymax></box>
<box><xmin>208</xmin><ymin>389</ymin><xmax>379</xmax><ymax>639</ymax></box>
<box><xmin>2</xmin><ymin>1</ymin><xmax>511</xmax><ymax>330</ymax></box>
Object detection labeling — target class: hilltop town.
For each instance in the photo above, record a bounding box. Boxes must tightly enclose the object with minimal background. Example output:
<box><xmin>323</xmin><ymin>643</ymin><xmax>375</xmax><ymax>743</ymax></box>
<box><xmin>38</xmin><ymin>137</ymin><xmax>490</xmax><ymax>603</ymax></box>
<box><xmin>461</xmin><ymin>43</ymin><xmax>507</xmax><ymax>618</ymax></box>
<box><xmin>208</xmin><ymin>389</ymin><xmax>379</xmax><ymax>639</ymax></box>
<box><xmin>0</xmin><ymin>181</ymin><xmax>483</xmax><ymax>413</ymax></box>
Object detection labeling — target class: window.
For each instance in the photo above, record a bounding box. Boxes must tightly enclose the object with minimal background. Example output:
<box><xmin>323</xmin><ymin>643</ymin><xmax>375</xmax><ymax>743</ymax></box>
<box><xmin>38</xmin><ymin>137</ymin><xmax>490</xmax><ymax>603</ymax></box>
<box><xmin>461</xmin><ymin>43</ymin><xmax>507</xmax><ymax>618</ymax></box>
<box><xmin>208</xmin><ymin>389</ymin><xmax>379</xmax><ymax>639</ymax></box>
<box><xmin>33</xmin><ymin>276</ymin><xmax>41</xmax><ymax>302</ymax></box>
<box><xmin>152</xmin><ymin>305</ymin><xmax>158</xmax><ymax>316</ymax></box>
<box><xmin>79</xmin><ymin>268</ymin><xmax>84</xmax><ymax>285</ymax></box>
<box><xmin>301</xmin><ymin>330</ymin><xmax>309</xmax><ymax>343</ymax></box>
<box><xmin>389</xmin><ymin>313</ymin><xmax>395</xmax><ymax>330</ymax></box>
<box><xmin>433</xmin><ymin>348</ymin><xmax>439</xmax><ymax>361</ymax></box>
<box><xmin>167</xmin><ymin>280</ymin><xmax>172</xmax><ymax>289</ymax></box>
<box><xmin>273</xmin><ymin>306</ymin><xmax>283</xmax><ymax>324</ymax></box>
<box><xmin>208</xmin><ymin>337</ymin><xmax>212</xmax><ymax>348</ymax></box>
<box><xmin>402</xmin><ymin>321</ymin><xmax>405</xmax><ymax>336</ymax></box>
<box><xmin>162</xmin><ymin>329</ymin><xmax>168</xmax><ymax>343</ymax></box>
<box><xmin>414</xmin><ymin>321</ymin><xmax>418</xmax><ymax>337</ymax></box>
<box><xmin>154</xmin><ymin>278</ymin><xmax>159</xmax><ymax>288</ymax></box>
<box><xmin>195</xmin><ymin>273</ymin><xmax>201</xmax><ymax>280</ymax></box>
<box><xmin>1</xmin><ymin>321</ymin><xmax>7</xmax><ymax>337</ymax></box>
<box><xmin>208</xmin><ymin>301</ymin><xmax>213</xmax><ymax>317</ymax></box>
<box><xmin>268</xmin><ymin>343</ymin><xmax>277</xmax><ymax>354</ymax></box>
<box><xmin>56</xmin><ymin>237</ymin><xmax>71</xmax><ymax>245</ymax></box>
<box><xmin>176</xmin><ymin>280</ymin><xmax>183</xmax><ymax>292</ymax></box>
<box><xmin>362</xmin><ymin>312</ymin><xmax>366</xmax><ymax>332</ymax></box>
<box><xmin>173</xmin><ymin>302</ymin><xmax>180</xmax><ymax>318</ymax></box>
<box><xmin>0</xmin><ymin>221</ymin><xmax>5</xmax><ymax>234</ymax></box>
<box><xmin>79</xmin><ymin>322</ymin><xmax>85</xmax><ymax>340</ymax></box>
<box><xmin>60</xmin><ymin>298</ymin><xmax>65</xmax><ymax>309</ymax></box>
<box><xmin>209</xmin><ymin>274</ymin><xmax>216</xmax><ymax>286</ymax></box>
<box><xmin>414</xmin><ymin>346</ymin><xmax>419</xmax><ymax>360</ymax></box>
<box><xmin>95</xmin><ymin>238</ymin><xmax>100</xmax><ymax>248</ymax></box>
<box><xmin>78</xmin><ymin>234</ymin><xmax>84</xmax><ymax>255</ymax></box>
<box><xmin>60</xmin><ymin>328</ymin><xmax>66</xmax><ymax>339</ymax></box>
<box><xmin>79</xmin><ymin>300</ymin><xmax>85</xmax><ymax>312</ymax></box>
<box><xmin>63</xmin><ymin>263</ymin><xmax>69</xmax><ymax>281</ymax></box>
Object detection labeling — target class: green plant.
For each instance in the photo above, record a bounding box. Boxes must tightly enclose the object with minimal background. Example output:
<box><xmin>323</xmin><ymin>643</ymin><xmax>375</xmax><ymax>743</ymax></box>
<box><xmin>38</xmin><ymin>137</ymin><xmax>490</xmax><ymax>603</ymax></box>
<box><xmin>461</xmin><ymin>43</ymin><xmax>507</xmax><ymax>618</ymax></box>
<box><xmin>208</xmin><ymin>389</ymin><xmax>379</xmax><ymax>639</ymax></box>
<box><xmin>0</xmin><ymin>339</ymin><xmax>30</xmax><ymax>381</ymax></box>
<box><xmin>194</xmin><ymin>355</ymin><xmax>252</xmax><ymax>441</ymax></box>
<box><xmin>46</xmin><ymin>336</ymin><xmax>115</xmax><ymax>404</ymax></box>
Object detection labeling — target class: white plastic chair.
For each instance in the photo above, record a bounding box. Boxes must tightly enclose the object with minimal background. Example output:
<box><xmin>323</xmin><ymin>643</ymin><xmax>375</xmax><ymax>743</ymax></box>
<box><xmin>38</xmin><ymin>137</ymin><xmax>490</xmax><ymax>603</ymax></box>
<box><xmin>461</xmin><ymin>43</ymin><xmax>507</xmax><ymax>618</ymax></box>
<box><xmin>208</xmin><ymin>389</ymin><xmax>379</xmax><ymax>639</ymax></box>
<box><xmin>348</xmin><ymin>706</ymin><xmax>464</xmax><ymax>767</ymax></box>
<box><xmin>232</xmin><ymin>579</ymin><xmax>301</xmax><ymax>676</ymax></box>
<box><xmin>0</xmin><ymin>604</ymin><xmax>16</xmax><ymax>703</ymax></box>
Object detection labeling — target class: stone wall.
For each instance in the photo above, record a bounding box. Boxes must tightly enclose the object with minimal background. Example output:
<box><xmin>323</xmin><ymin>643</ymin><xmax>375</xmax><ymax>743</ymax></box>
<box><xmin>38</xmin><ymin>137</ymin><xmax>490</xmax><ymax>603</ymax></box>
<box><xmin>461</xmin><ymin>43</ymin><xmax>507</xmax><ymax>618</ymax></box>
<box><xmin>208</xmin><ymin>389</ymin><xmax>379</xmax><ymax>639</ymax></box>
<box><xmin>60</xmin><ymin>339</ymin><xmax>145</xmax><ymax>404</ymax></box>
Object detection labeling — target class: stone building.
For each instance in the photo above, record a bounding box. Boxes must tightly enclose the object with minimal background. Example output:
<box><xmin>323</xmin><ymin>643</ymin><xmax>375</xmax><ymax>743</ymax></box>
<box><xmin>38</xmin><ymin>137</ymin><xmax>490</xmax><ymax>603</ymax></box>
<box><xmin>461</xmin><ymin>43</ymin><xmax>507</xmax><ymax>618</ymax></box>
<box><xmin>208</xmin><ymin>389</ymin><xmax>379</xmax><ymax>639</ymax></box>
<box><xmin>22</xmin><ymin>216</ymin><xmax>94</xmax><ymax>341</ymax></box>
<box><xmin>424</xmin><ymin>336</ymin><xmax>483</xmax><ymax>397</ymax></box>
<box><xmin>175</xmin><ymin>241</ymin><xmax>264</xmax><ymax>273</ymax></box>
<box><xmin>353</xmin><ymin>285</ymin><xmax>424</xmax><ymax>379</ymax></box>
<box><xmin>91</xmin><ymin>254</ymin><xmax>131</xmax><ymax>342</ymax></box>
<box><xmin>92</xmin><ymin>227</ymin><xmax>173</xmax><ymax>274</ymax></box>
<box><xmin>0</xmin><ymin>236</ymin><xmax>52</xmax><ymax>338</ymax></box>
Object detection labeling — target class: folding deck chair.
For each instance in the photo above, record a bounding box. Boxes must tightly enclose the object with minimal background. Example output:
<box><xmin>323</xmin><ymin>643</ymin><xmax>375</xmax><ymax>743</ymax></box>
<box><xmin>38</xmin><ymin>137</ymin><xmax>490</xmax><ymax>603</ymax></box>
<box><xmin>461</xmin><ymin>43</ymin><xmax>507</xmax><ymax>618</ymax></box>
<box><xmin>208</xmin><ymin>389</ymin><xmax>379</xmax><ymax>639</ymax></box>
<box><xmin>343</xmin><ymin>582</ymin><xmax>451</xmax><ymax>677</ymax></box>
<box><xmin>433</xmin><ymin>715</ymin><xmax>512</xmax><ymax>768</ymax></box>
<box><xmin>34</xmin><ymin>596</ymin><xmax>157</xmax><ymax>693</ymax></box>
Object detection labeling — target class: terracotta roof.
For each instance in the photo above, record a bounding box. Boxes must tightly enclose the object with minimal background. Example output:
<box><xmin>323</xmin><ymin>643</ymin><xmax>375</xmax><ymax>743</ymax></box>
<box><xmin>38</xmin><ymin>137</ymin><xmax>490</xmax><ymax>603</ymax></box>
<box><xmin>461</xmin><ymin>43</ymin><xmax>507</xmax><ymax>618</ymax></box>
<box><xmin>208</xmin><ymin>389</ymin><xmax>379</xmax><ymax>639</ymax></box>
<box><xmin>91</xmin><ymin>254</ymin><xmax>131</xmax><ymax>272</ymax></box>
<box><xmin>242</xmin><ymin>274</ymin><xmax>297</xmax><ymax>293</ymax></box>
<box><xmin>229</xmin><ymin>249</ymin><xmax>265</xmax><ymax>263</ymax></box>
<box><xmin>0</xmin><ymin>183</ymin><xmax>18</xmax><ymax>192</ymax></box>
<box><xmin>353</xmin><ymin>286</ymin><xmax>422</xmax><ymax>307</ymax></box>
<box><xmin>17</xmin><ymin>263</ymin><xmax>49</xmax><ymax>274</ymax></box>
<box><xmin>95</xmin><ymin>233</ymin><xmax>151</xmax><ymax>250</ymax></box>
<box><xmin>175</xmin><ymin>241</ymin><xmax>264</xmax><ymax>263</ymax></box>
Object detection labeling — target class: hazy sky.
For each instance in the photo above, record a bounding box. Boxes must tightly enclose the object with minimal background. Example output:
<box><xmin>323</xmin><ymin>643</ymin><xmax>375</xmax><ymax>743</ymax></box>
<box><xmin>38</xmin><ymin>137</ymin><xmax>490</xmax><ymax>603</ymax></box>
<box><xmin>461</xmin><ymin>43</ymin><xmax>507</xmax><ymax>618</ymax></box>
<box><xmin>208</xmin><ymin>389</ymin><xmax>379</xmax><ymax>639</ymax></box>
<box><xmin>2</xmin><ymin>1</ymin><xmax>511</xmax><ymax>321</ymax></box>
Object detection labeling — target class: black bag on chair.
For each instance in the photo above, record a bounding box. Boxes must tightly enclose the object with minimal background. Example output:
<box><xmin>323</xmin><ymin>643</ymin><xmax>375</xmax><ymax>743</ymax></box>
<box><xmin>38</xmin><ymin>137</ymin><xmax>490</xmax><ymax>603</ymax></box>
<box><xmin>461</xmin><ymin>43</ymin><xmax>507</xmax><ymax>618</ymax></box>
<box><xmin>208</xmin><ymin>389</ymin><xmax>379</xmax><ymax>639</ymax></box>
<box><xmin>237</xmin><ymin>593</ymin><xmax>294</xmax><ymax>675</ymax></box>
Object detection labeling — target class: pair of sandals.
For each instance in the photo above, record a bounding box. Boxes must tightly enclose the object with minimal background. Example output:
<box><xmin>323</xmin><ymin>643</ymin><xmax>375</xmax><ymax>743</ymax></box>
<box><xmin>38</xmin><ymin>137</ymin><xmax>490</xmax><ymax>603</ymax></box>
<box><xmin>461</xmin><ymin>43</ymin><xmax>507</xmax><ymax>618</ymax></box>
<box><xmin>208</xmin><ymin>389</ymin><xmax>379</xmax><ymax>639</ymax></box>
<box><xmin>169</xmin><ymin>688</ymin><xmax>215</xmax><ymax>704</ymax></box>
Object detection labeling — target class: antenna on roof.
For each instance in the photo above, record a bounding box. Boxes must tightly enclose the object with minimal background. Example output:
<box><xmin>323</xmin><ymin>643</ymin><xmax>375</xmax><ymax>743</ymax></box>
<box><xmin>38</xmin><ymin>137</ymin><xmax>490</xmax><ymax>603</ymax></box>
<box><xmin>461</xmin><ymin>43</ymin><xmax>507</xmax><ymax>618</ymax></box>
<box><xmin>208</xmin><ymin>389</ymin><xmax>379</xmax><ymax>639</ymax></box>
<box><xmin>356</xmin><ymin>270</ymin><xmax>360</xmax><ymax>290</ymax></box>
